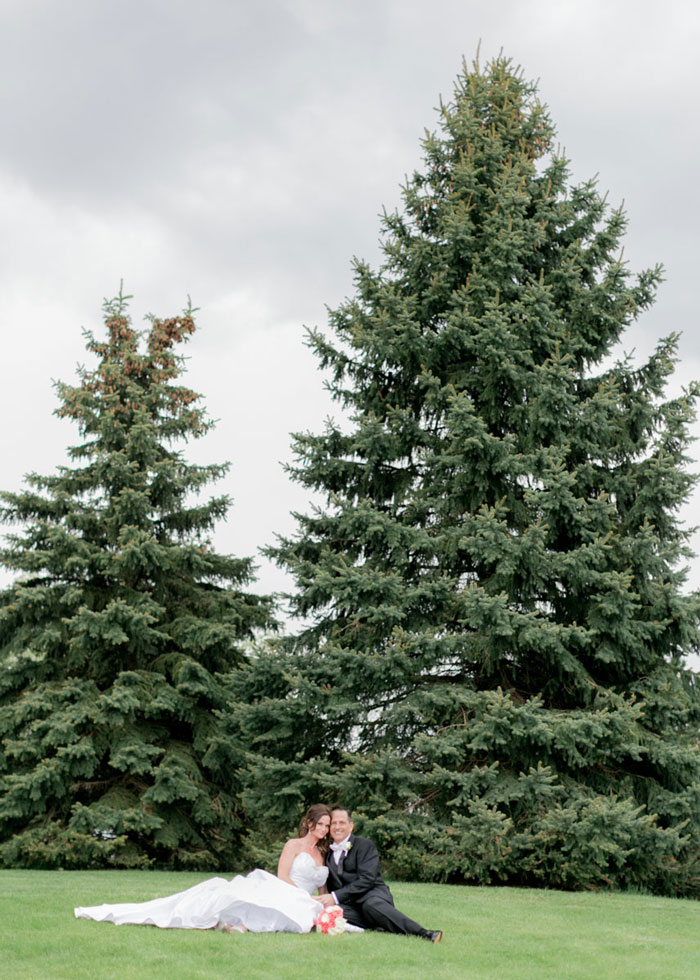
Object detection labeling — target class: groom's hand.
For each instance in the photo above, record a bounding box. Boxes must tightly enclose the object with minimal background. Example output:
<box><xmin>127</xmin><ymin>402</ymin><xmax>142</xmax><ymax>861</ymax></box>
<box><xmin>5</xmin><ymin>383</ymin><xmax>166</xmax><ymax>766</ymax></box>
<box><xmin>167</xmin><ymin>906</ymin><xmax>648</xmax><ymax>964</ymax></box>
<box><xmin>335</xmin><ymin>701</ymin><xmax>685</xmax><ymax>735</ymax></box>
<box><xmin>318</xmin><ymin>894</ymin><xmax>336</xmax><ymax>907</ymax></box>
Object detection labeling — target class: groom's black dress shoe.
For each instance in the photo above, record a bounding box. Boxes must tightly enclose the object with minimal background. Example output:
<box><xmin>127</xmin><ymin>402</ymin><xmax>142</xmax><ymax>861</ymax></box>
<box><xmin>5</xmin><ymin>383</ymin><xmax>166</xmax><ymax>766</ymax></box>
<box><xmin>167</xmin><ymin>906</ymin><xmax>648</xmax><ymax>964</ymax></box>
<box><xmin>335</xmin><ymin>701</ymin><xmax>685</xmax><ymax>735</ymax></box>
<box><xmin>422</xmin><ymin>930</ymin><xmax>443</xmax><ymax>943</ymax></box>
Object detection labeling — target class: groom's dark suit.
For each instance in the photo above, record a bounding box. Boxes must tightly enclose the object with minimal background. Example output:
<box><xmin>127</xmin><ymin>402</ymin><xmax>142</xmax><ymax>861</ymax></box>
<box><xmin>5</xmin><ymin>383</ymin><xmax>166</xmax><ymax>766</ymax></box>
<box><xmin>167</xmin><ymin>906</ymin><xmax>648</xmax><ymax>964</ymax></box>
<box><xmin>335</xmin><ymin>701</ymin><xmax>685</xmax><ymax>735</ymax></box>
<box><xmin>325</xmin><ymin>834</ymin><xmax>427</xmax><ymax>936</ymax></box>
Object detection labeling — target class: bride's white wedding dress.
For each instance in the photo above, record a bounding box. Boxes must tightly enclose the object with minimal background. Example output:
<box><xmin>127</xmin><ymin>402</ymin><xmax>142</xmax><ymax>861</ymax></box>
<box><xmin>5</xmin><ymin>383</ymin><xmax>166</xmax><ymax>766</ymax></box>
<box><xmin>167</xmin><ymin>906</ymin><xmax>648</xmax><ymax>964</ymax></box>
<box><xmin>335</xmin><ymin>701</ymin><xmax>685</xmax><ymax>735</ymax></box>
<box><xmin>74</xmin><ymin>852</ymin><xmax>328</xmax><ymax>933</ymax></box>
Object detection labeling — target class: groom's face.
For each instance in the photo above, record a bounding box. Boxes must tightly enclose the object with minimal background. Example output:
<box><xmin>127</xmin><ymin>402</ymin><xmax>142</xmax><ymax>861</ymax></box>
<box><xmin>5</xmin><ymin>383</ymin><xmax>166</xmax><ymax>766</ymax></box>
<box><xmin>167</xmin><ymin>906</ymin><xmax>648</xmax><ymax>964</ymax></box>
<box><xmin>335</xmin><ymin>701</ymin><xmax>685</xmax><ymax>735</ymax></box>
<box><xmin>330</xmin><ymin>809</ymin><xmax>353</xmax><ymax>843</ymax></box>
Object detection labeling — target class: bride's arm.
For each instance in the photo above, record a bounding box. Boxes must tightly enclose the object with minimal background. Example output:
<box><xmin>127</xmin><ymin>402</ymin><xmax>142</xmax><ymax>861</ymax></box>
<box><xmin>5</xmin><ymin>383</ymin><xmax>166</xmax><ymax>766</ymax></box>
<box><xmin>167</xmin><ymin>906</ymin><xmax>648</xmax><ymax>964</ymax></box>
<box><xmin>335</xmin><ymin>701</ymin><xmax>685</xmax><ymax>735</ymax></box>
<box><xmin>276</xmin><ymin>840</ymin><xmax>299</xmax><ymax>886</ymax></box>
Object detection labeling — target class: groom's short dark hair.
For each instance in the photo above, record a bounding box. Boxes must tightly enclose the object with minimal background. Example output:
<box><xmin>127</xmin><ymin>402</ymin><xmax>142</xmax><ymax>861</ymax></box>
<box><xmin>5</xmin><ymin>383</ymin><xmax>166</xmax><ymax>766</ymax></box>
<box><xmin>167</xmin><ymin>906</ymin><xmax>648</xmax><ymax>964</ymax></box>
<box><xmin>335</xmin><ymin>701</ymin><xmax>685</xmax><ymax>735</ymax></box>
<box><xmin>331</xmin><ymin>805</ymin><xmax>352</xmax><ymax>819</ymax></box>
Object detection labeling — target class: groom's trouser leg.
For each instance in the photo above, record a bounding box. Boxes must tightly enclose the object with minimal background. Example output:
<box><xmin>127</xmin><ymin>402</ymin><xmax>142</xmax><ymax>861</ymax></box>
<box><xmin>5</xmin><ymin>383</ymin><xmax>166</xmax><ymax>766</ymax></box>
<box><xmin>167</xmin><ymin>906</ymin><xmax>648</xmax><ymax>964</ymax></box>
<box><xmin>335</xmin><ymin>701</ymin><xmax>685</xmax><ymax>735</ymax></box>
<box><xmin>339</xmin><ymin>902</ymin><xmax>368</xmax><ymax>928</ymax></box>
<box><xmin>359</xmin><ymin>893</ymin><xmax>425</xmax><ymax>936</ymax></box>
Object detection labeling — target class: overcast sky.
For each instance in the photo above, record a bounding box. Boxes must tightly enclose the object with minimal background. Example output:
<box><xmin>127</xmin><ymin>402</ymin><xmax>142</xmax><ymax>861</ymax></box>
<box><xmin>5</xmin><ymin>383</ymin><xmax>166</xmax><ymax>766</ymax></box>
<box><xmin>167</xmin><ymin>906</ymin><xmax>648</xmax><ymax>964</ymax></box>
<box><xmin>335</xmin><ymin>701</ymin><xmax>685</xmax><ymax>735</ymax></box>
<box><xmin>1</xmin><ymin>0</ymin><xmax>699</xmax><ymax>660</ymax></box>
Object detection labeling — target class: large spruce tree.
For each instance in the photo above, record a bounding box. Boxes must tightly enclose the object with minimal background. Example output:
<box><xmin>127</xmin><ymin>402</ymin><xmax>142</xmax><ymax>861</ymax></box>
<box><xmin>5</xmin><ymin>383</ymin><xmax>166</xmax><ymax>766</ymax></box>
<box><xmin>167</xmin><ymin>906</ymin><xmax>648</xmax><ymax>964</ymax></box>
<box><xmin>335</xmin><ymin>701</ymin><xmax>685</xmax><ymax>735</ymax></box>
<box><xmin>235</xmin><ymin>57</ymin><xmax>700</xmax><ymax>895</ymax></box>
<box><xmin>0</xmin><ymin>291</ymin><xmax>273</xmax><ymax>869</ymax></box>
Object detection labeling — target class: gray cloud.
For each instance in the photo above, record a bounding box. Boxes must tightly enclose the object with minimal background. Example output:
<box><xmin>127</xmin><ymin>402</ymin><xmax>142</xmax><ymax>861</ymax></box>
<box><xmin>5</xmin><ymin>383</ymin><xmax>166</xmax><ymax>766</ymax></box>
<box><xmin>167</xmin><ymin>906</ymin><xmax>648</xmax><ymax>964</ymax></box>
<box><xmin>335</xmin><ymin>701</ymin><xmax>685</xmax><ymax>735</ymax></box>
<box><xmin>1</xmin><ymin>0</ymin><xmax>699</xmax><ymax>666</ymax></box>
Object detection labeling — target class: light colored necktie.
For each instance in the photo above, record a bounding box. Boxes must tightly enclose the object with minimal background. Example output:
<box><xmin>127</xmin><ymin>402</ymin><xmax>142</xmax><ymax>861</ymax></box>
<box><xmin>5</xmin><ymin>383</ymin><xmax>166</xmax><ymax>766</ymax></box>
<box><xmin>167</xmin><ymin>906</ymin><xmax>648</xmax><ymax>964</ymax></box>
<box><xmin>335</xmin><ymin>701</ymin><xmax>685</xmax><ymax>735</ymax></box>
<box><xmin>330</xmin><ymin>840</ymin><xmax>350</xmax><ymax>864</ymax></box>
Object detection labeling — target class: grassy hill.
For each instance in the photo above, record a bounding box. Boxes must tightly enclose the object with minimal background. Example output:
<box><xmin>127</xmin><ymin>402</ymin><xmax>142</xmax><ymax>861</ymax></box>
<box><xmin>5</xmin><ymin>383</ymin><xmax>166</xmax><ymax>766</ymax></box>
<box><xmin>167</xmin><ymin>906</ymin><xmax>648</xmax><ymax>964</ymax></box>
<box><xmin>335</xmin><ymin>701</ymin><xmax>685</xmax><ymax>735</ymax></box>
<box><xmin>3</xmin><ymin>870</ymin><xmax>699</xmax><ymax>980</ymax></box>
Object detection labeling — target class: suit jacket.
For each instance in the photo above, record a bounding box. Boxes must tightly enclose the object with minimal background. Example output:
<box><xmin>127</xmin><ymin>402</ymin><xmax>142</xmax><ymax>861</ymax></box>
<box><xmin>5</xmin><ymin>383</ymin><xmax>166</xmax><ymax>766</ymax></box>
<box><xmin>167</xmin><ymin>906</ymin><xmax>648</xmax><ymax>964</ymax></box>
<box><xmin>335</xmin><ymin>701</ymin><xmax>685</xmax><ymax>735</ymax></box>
<box><xmin>325</xmin><ymin>835</ymin><xmax>390</xmax><ymax>906</ymax></box>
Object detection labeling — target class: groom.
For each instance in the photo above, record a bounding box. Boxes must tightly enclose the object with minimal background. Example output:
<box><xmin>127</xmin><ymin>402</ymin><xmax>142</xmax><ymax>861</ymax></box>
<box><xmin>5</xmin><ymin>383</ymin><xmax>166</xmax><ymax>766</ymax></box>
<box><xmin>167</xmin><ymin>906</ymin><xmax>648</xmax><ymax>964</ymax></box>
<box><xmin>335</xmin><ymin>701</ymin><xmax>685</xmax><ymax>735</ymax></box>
<box><xmin>318</xmin><ymin>806</ymin><xmax>443</xmax><ymax>942</ymax></box>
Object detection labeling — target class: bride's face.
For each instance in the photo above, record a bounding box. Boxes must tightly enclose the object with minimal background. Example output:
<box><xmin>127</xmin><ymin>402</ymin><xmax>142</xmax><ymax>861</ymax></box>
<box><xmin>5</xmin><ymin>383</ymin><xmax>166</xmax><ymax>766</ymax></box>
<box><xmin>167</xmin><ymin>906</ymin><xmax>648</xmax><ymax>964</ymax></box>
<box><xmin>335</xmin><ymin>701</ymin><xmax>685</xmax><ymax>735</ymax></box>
<box><xmin>310</xmin><ymin>814</ymin><xmax>331</xmax><ymax>840</ymax></box>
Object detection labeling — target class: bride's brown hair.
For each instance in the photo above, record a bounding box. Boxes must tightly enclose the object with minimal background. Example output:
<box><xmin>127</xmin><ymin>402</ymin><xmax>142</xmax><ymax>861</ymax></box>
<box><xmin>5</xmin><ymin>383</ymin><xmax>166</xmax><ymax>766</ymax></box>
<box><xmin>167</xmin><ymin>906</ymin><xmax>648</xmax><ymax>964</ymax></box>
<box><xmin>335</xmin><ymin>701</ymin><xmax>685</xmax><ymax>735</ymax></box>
<box><xmin>298</xmin><ymin>803</ymin><xmax>332</xmax><ymax>854</ymax></box>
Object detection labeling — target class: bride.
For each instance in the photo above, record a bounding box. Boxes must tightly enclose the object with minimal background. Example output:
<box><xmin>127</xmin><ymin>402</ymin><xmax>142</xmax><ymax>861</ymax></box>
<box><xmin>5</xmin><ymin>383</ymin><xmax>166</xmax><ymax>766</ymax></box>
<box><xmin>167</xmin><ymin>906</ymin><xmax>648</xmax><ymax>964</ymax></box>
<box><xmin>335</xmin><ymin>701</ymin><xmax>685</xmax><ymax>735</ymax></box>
<box><xmin>75</xmin><ymin>804</ymin><xmax>334</xmax><ymax>934</ymax></box>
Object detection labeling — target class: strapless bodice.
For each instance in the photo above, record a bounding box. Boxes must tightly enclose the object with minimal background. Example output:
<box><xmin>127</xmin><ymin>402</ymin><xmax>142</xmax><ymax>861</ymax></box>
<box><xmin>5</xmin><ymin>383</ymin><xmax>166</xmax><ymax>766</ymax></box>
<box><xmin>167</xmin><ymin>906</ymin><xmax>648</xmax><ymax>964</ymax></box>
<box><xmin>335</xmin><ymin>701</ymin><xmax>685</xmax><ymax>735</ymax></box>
<box><xmin>289</xmin><ymin>851</ymin><xmax>328</xmax><ymax>894</ymax></box>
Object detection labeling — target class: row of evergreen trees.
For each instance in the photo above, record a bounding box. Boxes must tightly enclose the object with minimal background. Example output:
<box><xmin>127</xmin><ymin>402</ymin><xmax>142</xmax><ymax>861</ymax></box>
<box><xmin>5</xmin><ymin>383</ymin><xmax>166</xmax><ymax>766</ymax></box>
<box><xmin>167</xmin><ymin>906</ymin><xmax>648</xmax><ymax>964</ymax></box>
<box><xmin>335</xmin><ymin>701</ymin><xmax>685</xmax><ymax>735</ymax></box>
<box><xmin>2</xmin><ymin>57</ymin><xmax>700</xmax><ymax>896</ymax></box>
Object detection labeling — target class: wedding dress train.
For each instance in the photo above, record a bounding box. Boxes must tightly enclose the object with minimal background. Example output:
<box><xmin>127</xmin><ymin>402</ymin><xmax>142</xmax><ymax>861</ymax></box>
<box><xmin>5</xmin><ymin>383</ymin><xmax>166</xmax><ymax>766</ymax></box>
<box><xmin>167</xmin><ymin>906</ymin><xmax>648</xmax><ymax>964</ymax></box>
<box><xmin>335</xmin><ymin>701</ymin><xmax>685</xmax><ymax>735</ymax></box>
<box><xmin>74</xmin><ymin>852</ymin><xmax>328</xmax><ymax>933</ymax></box>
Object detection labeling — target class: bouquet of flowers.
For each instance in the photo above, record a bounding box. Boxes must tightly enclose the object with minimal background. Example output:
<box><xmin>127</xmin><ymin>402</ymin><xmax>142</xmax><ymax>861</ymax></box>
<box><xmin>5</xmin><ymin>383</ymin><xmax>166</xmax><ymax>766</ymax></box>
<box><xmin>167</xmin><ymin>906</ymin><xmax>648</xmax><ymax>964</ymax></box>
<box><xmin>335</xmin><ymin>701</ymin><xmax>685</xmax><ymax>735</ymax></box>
<box><xmin>314</xmin><ymin>905</ymin><xmax>347</xmax><ymax>935</ymax></box>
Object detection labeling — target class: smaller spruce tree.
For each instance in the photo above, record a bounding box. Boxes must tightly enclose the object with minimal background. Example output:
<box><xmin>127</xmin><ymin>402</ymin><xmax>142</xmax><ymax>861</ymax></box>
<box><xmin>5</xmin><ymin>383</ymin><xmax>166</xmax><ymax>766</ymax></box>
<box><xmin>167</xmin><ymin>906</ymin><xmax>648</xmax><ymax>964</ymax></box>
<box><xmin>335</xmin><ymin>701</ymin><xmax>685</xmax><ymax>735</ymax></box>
<box><xmin>0</xmin><ymin>290</ymin><xmax>273</xmax><ymax>869</ymax></box>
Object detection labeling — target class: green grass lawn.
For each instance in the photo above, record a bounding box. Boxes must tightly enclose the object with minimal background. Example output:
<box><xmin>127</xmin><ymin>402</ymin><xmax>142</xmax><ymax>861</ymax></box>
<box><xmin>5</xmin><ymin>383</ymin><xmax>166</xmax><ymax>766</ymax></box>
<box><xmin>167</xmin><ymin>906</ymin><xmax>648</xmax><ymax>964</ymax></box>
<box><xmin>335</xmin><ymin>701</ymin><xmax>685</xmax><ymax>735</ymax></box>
<box><xmin>2</xmin><ymin>870</ymin><xmax>698</xmax><ymax>980</ymax></box>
